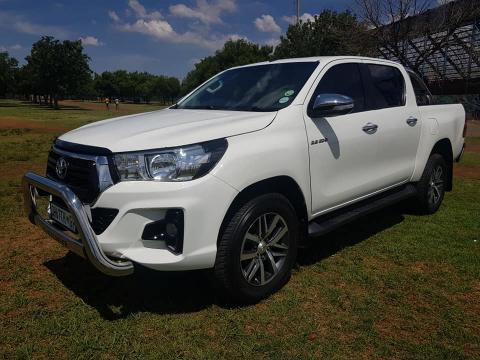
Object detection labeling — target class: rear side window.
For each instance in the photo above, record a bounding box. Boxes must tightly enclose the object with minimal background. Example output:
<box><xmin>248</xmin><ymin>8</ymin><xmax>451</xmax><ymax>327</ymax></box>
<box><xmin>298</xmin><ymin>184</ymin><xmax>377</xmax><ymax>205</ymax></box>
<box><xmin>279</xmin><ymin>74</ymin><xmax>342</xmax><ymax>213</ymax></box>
<box><xmin>408</xmin><ymin>72</ymin><xmax>432</xmax><ymax>106</ymax></box>
<box><xmin>364</xmin><ymin>64</ymin><xmax>405</xmax><ymax>109</ymax></box>
<box><xmin>309</xmin><ymin>63</ymin><xmax>366</xmax><ymax>114</ymax></box>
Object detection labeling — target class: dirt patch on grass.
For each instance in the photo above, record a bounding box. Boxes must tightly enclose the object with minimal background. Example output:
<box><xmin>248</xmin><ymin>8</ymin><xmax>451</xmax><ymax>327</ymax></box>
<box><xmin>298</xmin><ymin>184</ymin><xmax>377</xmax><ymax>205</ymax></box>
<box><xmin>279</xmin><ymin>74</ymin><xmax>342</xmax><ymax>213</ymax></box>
<box><xmin>59</xmin><ymin>100</ymin><xmax>104</xmax><ymax>111</ymax></box>
<box><xmin>0</xmin><ymin>116</ymin><xmax>66</xmax><ymax>133</ymax></box>
<box><xmin>454</xmin><ymin>165</ymin><xmax>480</xmax><ymax>179</ymax></box>
<box><xmin>454</xmin><ymin>281</ymin><xmax>480</xmax><ymax>320</ymax></box>
<box><xmin>467</xmin><ymin>120</ymin><xmax>480</xmax><ymax>137</ymax></box>
<box><xmin>410</xmin><ymin>261</ymin><xmax>433</xmax><ymax>274</ymax></box>
<box><xmin>466</xmin><ymin>144</ymin><xmax>480</xmax><ymax>153</ymax></box>
<box><xmin>0</xmin><ymin>162</ymin><xmax>45</xmax><ymax>181</ymax></box>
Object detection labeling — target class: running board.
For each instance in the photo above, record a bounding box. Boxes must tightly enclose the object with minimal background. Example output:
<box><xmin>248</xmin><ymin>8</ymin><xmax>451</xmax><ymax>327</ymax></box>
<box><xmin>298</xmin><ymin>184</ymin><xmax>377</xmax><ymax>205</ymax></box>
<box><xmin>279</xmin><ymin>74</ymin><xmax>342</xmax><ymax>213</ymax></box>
<box><xmin>308</xmin><ymin>185</ymin><xmax>417</xmax><ymax>238</ymax></box>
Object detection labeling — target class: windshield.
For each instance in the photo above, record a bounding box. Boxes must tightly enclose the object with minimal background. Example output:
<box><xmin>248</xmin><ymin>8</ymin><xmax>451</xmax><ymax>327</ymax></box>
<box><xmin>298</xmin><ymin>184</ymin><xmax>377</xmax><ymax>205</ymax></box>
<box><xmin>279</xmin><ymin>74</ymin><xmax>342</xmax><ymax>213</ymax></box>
<box><xmin>177</xmin><ymin>62</ymin><xmax>319</xmax><ymax>112</ymax></box>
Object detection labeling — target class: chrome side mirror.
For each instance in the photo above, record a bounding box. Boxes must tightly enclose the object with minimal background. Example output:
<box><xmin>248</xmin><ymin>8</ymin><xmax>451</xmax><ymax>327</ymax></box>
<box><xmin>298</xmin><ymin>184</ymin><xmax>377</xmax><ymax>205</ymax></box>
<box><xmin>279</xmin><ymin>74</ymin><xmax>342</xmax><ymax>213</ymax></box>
<box><xmin>311</xmin><ymin>93</ymin><xmax>354</xmax><ymax>117</ymax></box>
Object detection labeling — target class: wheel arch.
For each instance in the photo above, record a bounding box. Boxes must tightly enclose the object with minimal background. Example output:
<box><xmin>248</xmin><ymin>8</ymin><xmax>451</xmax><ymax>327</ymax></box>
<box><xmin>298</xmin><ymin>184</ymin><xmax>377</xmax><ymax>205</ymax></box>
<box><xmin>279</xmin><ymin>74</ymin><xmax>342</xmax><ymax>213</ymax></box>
<box><xmin>430</xmin><ymin>138</ymin><xmax>453</xmax><ymax>191</ymax></box>
<box><xmin>217</xmin><ymin>176</ymin><xmax>308</xmax><ymax>246</ymax></box>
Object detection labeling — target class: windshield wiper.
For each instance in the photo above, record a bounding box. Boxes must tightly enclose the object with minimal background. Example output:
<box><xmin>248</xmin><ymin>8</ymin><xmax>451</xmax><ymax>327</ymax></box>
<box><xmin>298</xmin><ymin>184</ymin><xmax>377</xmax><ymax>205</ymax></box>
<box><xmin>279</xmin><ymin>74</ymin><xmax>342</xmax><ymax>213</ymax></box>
<box><xmin>234</xmin><ymin>106</ymin><xmax>270</xmax><ymax>112</ymax></box>
<box><xmin>181</xmin><ymin>105</ymin><xmax>221</xmax><ymax>110</ymax></box>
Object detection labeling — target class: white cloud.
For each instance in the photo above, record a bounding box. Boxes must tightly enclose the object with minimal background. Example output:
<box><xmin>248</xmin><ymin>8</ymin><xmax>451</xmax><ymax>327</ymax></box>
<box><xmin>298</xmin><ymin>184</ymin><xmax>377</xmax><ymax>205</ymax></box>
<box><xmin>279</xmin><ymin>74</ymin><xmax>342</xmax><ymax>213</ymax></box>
<box><xmin>254</xmin><ymin>14</ymin><xmax>281</xmax><ymax>33</ymax></box>
<box><xmin>128</xmin><ymin>0</ymin><xmax>162</xmax><ymax>20</ymax></box>
<box><xmin>121</xmin><ymin>19</ymin><xmax>174</xmax><ymax>40</ymax></box>
<box><xmin>0</xmin><ymin>43</ymin><xmax>24</xmax><ymax>53</ymax></box>
<box><xmin>282</xmin><ymin>13</ymin><xmax>315</xmax><ymax>24</ymax></box>
<box><xmin>120</xmin><ymin>18</ymin><xmax>244</xmax><ymax>50</ymax></box>
<box><xmin>264</xmin><ymin>38</ymin><xmax>280</xmax><ymax>47</ymax></box>
<box><xmin>12</xmin><ymin>19</ymin><xmax>68</xmax><ymax>38</ymax></box>
<box><xmin>108</xmin><ymin>10</ymin><xmax>120</xmax><ymax>22</ymax></box>
<box><xmin>169</xmin><ymin>0</ymin><xmax>236</xmax><ymax>25</ymax></box>
<box><xmin>113</xmin><ymin>0</ymin><xmax>242</xmax><ymax>50</ymax></box>
<box><xmin>79</xmin><ymin>36</ymin><xmax>104</xmax><ymax>46</ymax></box>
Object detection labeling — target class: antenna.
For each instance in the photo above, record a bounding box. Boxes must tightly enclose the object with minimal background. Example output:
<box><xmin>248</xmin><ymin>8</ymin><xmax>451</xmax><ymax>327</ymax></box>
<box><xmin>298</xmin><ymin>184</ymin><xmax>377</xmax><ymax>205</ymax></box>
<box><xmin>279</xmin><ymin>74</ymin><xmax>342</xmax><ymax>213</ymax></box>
<box><xmin>296</xmin><ymin>0</ymin><xmax>300</xmax><ymax>24</ymax></box>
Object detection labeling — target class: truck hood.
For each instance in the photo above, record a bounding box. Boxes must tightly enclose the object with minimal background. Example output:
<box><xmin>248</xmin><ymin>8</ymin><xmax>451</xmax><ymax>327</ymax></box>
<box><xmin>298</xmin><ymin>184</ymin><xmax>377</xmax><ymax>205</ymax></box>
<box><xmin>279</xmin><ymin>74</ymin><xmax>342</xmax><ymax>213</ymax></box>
<box><xmin>59</xmin><ymin>108</ymin><xmax>276</xmax><ymax>152</ymax></box>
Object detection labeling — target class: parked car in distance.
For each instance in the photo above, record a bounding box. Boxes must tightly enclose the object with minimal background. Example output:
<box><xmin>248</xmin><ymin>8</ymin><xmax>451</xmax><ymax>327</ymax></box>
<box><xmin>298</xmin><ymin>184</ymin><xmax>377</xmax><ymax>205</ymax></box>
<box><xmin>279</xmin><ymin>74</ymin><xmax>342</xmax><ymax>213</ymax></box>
<box><xmin>23</xmin><ymin>56</ymin><xmax>466</xmax><ymax>303</ymax></box>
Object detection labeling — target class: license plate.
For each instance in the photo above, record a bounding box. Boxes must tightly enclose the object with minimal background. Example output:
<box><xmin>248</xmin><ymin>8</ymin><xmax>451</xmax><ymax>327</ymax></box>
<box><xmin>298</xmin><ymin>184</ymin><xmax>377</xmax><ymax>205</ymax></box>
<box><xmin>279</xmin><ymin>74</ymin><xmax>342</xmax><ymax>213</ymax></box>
<box><xmin>50</xmin><ymin>202</ymin><xmax>77</xmax><ymax>233</ymax></box>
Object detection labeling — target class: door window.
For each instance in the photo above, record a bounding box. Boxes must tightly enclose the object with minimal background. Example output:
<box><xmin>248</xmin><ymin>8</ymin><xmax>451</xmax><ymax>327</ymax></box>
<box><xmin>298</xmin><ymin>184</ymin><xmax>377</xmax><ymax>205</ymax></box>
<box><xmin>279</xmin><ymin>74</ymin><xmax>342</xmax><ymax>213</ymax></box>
<box><xmin>364</xmin><ymin>64</ymin><xmax>405</xmax><ymax>109</ymax></box>
<box><xmin>408</xmin><ymin>72</ymin><xmax>432</xmax><ymax>106</ymax></box>
<box><xmin>308</xmin><ymin>63</ymin><xmax>366</xmax><ymax>115</ymax></box>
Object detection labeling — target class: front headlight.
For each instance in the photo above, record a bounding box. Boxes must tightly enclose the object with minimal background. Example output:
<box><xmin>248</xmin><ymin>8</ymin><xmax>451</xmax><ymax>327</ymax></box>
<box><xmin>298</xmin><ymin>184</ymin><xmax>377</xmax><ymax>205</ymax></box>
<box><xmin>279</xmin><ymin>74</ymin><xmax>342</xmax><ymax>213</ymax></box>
<box><xmin>113</xmin><ymin>139</ymin><xmax>227</xmax><ymax>182</ymax></box>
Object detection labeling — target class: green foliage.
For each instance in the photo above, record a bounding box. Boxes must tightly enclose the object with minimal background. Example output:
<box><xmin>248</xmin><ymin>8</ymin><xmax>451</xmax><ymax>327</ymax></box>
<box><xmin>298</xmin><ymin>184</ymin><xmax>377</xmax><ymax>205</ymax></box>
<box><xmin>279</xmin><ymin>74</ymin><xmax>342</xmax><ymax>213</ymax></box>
<box><xmin>273</xmin><ymin>10</ymin><xmax>374</xmax><ymax>59</ymax></box>
<box><xmin>93</xmin><ymin>71</ymin><xmax>181</xmax><ymax>103</ymax></box>
<box><xmin>0</xmin><ymin>52</ymin><xmax>19</xmax><ymax>97</ymax></box>
<box><xmin>24</xmin><ymin>36</ymin><xmax>91</xmax><ymax>107</ymax></box>
<box><xmin>182</xmin><ymin>39</ymin><xmax>273</xmax><ymax>93</ymax></box>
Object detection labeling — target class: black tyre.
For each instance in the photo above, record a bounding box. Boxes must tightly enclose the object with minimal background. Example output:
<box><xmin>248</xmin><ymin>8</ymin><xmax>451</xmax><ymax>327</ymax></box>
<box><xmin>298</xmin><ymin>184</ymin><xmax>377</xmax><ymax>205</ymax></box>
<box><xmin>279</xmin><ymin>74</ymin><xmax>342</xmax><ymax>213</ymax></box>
<box><xmin>214</xmin><ymin>193</ymin><xmax>299</xmax><ymax>304</ymax></box>
<box><xmin>413</xmin><ymin>154</ymin><xmax>447</xmax><ymax>214</ymax></box>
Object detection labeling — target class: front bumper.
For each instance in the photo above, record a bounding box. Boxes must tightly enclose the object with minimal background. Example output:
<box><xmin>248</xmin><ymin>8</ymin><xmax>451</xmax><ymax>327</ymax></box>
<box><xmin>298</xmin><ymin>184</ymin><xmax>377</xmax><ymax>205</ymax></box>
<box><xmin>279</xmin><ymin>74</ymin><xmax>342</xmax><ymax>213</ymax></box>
<box><xmin>23</xmin><ymin>172</ymin><xmax>134</xmax><ymax>276</ymax></box>
<box><xmin>23</xmin><ymin>171</ymin><xmax>239</xmax><ymax>274</ymax></box>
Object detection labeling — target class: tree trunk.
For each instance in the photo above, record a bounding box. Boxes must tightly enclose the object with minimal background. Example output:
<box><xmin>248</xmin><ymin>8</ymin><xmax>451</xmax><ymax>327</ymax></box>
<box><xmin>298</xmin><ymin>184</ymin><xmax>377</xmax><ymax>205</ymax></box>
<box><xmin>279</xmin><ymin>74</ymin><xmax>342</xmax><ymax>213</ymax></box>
<box><xmin>53</xmin><ymin>95</ymin><xmax>59</xmax><ymax>110</ymax></box>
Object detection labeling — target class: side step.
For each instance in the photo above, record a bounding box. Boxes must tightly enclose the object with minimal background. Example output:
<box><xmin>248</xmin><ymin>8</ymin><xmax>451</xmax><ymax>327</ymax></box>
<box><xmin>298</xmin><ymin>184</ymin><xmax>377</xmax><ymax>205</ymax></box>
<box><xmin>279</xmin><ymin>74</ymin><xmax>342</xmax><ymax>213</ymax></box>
<box><xmin>308</xmin><ymin>184</ymin><xmax>417</xmax><ymax>238</ymax></box>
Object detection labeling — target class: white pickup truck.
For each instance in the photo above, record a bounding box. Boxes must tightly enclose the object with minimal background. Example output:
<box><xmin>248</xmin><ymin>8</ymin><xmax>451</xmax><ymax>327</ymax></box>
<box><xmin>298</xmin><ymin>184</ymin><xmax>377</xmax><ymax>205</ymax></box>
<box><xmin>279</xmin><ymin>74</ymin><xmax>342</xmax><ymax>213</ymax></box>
<box><xmin>23</xmin><ymin>56</ymin><xmax>466</xmax><ymax>303</ymax></box>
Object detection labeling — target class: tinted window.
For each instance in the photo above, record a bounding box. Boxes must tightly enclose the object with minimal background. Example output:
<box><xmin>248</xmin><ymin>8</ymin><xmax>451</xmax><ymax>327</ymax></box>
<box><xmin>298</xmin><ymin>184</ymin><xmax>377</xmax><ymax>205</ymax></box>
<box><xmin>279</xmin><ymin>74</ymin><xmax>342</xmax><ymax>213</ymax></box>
<box><xmin>177</xmin><ymin>62</ymin><xmax>318</xmax><ymax>112</ymax></box>
<box><xmin>365</xmin><ymin>64</ymin><xmax>405</xmax><ymax>109</ymax></box>
<box><xmin>408</xmin><ymin>72</ymin><xmax>432</xmax><ymax>106</ymax></box>
<box><xmin>309</xmin><ymin>63</ymin><xmax>366</xmax><ymax>114</ymax></box>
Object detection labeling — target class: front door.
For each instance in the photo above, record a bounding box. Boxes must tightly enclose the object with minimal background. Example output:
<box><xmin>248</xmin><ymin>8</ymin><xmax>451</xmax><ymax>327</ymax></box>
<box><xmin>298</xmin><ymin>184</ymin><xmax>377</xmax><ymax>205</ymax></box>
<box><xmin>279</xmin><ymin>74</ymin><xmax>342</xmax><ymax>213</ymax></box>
<box><xmin>303</xmin><ymin>61</ymin><xmax>383</xmax><ymax>215</ymax></box>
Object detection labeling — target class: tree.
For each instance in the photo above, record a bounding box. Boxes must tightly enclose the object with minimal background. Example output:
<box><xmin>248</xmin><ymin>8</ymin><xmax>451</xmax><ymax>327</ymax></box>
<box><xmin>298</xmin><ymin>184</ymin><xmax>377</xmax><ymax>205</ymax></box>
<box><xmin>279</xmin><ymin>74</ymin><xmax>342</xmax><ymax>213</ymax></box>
<box><xmin>94</xmin><ymin>71</ymin><xmax>119</xmax><ymax>99</ymax></box>
<box><xmin>164</xmin><ymin>77</ymin><xmax>181</xmax><ymax>103</ymax></box>
<box><xmin>182</xmin><ymin>39</ymin><xmax>273</xmax><ymax>93</ymax></box>
<box><xmin>355</xmin><ymin>0</ymin><xmax>479</xmax><ymax>74</ymax></box>
<box><xmin>93</xmin><ymin>71</ymin><xmax>180</xmax><ymax>104</ymax></box>
<box><xmin>273</xmin><ymin>10</ymin><xmax>374</xmax><ymax>60</ymax></box>
<box><xmin>25</xmin><ymin>36</ymin><xmax>91</xmax><ymax>108</ymax></box>
<box><xmin>0</xmin><ymin>52</ymin><xmax>19</xmax><ymax>97</ymax></box>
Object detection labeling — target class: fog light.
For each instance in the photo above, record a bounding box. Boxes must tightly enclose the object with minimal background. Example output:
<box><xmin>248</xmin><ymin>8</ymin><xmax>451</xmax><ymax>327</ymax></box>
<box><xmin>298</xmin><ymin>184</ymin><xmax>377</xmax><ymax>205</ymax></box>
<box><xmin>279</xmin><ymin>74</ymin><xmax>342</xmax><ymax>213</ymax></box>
<box><xmin>142</xmin><ymin>209</ymin><xmax>184</xmax><ymax>254</ymax></box>
<box><xmin>166</xmin><ymin>223</ymin><xmax>178</xmax><ymax>237</ymax></box>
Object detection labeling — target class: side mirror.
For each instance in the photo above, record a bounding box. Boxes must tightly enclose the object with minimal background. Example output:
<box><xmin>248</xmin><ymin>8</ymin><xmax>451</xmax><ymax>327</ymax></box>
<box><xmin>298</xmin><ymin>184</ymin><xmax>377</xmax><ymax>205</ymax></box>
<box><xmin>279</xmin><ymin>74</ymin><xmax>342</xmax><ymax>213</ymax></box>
<box><xmin>311</xmin><ymin>93</ymin><xmax>354</xmax><ymax>117</ymax></box>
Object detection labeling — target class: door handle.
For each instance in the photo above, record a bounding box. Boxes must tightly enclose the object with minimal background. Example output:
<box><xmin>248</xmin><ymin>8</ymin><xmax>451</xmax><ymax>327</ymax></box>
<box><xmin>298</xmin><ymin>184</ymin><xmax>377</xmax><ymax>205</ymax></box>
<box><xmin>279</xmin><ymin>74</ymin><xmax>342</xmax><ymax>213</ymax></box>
<box><xmin>406</xmin><ymin>116</ymin><xmax>418</xmax><ymax>126</ymax></box>
<box><xmin>362</xmin><ymin>122</ymin><xmax>378</xmax><ymax>134</ymax></box>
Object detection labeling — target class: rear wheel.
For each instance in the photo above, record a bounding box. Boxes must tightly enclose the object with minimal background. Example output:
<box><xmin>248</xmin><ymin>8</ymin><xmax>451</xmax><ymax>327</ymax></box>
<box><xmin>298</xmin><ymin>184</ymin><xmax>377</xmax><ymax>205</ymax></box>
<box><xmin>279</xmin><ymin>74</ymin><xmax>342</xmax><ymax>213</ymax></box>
<box><xmin>413</xmin><ymin>154</ymin><xmax>447</xmax><ymax>214</ymax></box>
<box><xmin>214</xmin><ymin>194</ymin><xmax>298</xmax><ymax>304</ymax></box>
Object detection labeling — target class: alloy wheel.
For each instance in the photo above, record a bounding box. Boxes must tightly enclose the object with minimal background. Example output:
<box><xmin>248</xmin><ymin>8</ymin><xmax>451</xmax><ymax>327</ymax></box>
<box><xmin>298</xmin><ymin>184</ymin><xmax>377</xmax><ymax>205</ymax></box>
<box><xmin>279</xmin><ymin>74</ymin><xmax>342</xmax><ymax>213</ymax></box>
<box><xmin>428</xmin><ymin>165</ymin><xmax>444</xmax><ymax>206</ymax></box>
<box><xmin>240</xmin><ymin>212</ymin><xmax>289</xmax><ymax>286</ymax></box>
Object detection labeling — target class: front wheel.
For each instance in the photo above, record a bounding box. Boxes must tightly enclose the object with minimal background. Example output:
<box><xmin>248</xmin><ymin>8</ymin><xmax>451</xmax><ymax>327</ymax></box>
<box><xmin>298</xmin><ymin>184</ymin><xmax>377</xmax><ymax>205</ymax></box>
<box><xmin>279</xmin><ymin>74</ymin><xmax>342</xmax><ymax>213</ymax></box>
<box><xmin>413</xmin><ymin>154</ymin><xmax>447</xmax><ymax>214</ymax></box>
<box><xmin>214</xmin><ymin>193</ymin><xmax>299</xmax><ymax>304</ymax></box>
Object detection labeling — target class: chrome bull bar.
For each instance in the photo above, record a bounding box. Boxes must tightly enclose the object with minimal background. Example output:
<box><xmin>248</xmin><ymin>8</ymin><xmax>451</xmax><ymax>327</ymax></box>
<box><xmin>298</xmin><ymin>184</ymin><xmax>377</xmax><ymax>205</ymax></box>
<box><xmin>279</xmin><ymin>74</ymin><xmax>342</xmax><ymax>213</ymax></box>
<box><xmin>22</xmin><ymin>171</ymin><xmax>134</xmax><ymax>276</ymax></box>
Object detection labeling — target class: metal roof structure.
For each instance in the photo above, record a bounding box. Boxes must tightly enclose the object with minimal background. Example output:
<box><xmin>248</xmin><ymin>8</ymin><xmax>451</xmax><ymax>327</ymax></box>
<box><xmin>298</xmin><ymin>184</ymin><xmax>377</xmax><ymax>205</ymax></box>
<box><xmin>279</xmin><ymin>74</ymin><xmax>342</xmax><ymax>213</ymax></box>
<box><xmin>378</xmin><ymin>0</ymin><xmax>480</xmax><ymax>94</ymax></box>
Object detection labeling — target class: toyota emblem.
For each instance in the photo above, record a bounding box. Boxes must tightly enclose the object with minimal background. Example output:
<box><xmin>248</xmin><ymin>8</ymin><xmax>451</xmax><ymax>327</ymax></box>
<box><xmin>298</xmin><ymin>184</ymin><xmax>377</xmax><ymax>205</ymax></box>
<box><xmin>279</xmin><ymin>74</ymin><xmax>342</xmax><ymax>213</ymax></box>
<box><xmin>56</xmin><ymin>157</ymin><xmax>68</xmax><ymax>179</ymax></box>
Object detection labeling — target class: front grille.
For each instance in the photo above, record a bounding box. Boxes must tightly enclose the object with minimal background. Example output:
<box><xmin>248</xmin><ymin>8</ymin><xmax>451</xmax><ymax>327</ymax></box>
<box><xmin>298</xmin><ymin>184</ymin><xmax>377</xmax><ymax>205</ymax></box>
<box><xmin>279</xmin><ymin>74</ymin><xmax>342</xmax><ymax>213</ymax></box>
<box><xmin>46</xmin><ymin>150</ymin><xmax>100</xmax><ymax>203</ymax></box>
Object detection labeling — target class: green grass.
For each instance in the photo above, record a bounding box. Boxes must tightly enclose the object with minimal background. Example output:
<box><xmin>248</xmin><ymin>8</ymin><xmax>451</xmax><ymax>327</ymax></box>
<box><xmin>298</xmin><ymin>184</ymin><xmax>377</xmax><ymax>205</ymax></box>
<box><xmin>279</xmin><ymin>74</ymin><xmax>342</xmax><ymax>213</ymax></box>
<box><xmin>467</xmin><ymin>137</ymin><xmax>480</xmax><ymax>145</ymax></box>
<box><xmin>0</xmin><ymin>100</ymin><xmax>479</xmax><ymax>359</ymax></box>
<box><xmin>0</xmin><ymin>98</ymin><xmax>164</xmax><ymax>129</ymax></box>
<box><xmin>462</xmin><ymin>152</ymin><xmax>480</xmax><ymax>167</ymax></box>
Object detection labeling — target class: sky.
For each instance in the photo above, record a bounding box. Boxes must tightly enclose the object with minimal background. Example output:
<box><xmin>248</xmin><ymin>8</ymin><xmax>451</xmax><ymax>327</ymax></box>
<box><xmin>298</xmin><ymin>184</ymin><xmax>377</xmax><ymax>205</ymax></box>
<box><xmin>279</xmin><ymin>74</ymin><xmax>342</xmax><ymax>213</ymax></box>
<box><xmin>0</xmin><ymin>0</ymin><xmax>353</xmax><ymax>79</ymax></box>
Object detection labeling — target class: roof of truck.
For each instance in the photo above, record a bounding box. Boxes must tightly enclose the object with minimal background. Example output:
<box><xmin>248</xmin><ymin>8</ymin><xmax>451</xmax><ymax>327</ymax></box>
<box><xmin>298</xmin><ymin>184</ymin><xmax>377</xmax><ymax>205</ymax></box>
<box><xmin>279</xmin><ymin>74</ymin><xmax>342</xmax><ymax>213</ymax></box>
<box><xmin>231</xmin><ymin>56</ymin><xmax>402</xmax><ymax>69</ymax></box>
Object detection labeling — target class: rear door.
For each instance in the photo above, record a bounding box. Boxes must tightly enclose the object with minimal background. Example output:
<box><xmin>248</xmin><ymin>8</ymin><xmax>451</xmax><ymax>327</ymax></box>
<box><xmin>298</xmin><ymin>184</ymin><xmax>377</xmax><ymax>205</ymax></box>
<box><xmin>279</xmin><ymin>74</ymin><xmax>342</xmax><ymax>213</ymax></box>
<box><xmin>360</xmin><ymin>61</ymin><xmax>421</xmax><ymax>187</ymax></box>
